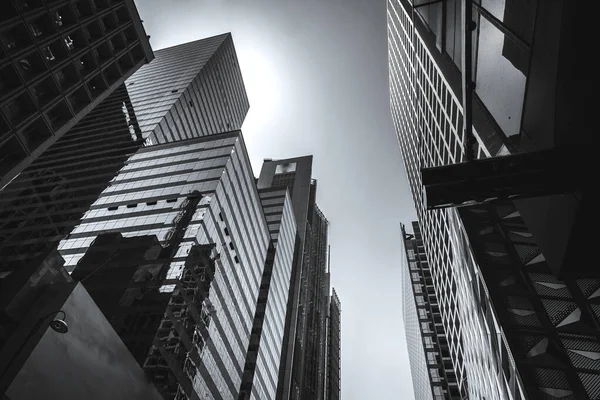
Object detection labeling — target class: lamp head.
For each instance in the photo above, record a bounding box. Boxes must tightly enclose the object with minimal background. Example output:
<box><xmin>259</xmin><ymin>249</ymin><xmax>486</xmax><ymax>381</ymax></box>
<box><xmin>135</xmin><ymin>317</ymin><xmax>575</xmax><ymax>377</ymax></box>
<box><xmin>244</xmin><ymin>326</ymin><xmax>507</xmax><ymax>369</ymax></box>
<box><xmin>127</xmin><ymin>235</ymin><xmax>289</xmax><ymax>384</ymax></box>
<box><xmin>50</xmin><ymin>319</ymin><xmax>68</xmax><ymax>334</ymax></box>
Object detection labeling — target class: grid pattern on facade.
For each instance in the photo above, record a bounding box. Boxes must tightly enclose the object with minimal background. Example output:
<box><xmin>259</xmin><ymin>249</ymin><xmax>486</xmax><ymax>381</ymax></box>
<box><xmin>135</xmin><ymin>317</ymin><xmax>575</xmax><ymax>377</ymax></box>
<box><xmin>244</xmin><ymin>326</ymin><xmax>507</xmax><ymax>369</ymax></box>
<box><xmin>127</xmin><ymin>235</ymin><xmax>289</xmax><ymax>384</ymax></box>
<box><xmin>387</xmin><ymin>1</ymin><xmax>519</xmax><ymax>399</ymax></box>
<box><xmin>125</xmin><ymin>33</ymin><xmax>249</xmax><ymax>145</ymax></box>
<box><xmin>411</xmin><ymin>0</ymin><xmax>534</xmax><ymax>145</ymax></box>
<box><xmin>402</xmin><ymin>223</ymin><xmax>434</xmax><ymax>400</ymax></box>
<box><xmin>324</xmin><ymin>288</ymin><xmax>340</xmax><ymax>400</ymax></box>
<box><xmin>0</xmin><ymin>0</ymin><xmax>152</xmax><ymax>186</ymax></box>
<box><xmin>296</xmin><ymin>203</ymin><xmax>329</xmax><ymax>400</ymax></box>
<box><xmin>57</xmin><ymin>131</ymin><xmax>270</xmax><ymax>399</ymax></box>
<box><xmin>402</xmin><ymin>222</ymin><xmax>461</xmax><ymax>400</ymax></box>
<box><xmin>0</xmin><ymin>83</ymin><xmax>143</xmax><ymax>272</ymax></box>
<box><xmin>247</xmin><ymin>190</ymin><xmax>297</xmax><ymax>400</ymax></box>
<box><xmin>458</xmin><ymin>202</ymin><xmax>600</xmax><ymax>400</ymax></box>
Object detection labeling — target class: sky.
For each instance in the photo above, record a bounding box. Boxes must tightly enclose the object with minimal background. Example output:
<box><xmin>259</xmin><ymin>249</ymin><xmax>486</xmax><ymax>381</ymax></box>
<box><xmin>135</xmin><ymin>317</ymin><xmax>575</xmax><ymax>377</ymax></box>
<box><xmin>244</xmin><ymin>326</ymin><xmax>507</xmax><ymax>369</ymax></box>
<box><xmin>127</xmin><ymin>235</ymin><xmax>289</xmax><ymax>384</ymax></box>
<box><xmin>135</xmin><ymin>0</ymin><xmax>418</xmax><ymax>398</ymax></box>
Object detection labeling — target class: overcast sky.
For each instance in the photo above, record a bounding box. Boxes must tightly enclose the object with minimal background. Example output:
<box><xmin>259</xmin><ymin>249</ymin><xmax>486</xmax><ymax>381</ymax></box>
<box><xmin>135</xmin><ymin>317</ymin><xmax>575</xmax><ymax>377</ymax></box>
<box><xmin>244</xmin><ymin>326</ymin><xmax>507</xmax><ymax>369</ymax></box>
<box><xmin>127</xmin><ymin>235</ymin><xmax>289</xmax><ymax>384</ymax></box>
<box><xmin>135</xmin><ymin>0</ymin><xmax>417</xmax><ymax>398</ymax></box>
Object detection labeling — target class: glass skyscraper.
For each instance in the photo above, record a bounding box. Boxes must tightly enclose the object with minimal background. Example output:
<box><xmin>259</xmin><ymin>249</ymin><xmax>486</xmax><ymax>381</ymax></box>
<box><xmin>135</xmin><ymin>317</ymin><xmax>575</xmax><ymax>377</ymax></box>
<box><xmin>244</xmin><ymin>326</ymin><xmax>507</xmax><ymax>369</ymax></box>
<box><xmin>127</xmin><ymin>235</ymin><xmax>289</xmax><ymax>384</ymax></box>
<box><xmin>1</xmin><ymin>25</ymin><xmax>338</xmax><ymax>400</ymax></box>
<box><xmin>257</xmin><ymin>157</ymin><xmax>334</xmax><ymax>400</ymax></box>
<box><xmin>124</xmin><ymin>33</ymin><xmax>249</xmax><ymax>144</ymax></box>
<box><xmin>0</xmin><ymin>0</ymin><xmax>153</xmax><ymax>188</ymax></box>
<box><xmin>0</xmin><ymin>83</ymin><xmax>144</xmax><ymax>273</ymax></box>
<box><xmin>401</xmin><ymin>222</ymin><xmax>460</xmax><ymax>400</ymax></box>
<box><xmin>0</xmin><ymin>32</ymin><xmax>248</xmax><ymax>278</ymax></box>
<box><xmin>239</xmin><ymin>188</ymin><xmax>297</xmax><ymax>400</ymax></box>
<box><xmin>324</xmin><ymin>288</ymin><xmax>341</xmax><ymax>400</ymax></box>
<box><xmin>65</xmin><ymin>131</ymin><xmax>271</xmax><ymax>399</ymax></box>
<box><xmin>388</xmin><ymin>1</ymin><xmax>599</xmax><ymax>399</ymax></box>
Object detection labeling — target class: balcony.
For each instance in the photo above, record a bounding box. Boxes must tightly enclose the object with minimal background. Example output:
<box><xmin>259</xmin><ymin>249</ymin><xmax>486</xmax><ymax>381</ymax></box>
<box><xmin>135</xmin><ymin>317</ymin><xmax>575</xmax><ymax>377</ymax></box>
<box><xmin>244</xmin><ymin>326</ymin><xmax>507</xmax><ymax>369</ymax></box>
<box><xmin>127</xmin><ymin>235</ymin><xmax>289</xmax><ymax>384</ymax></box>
<box><xmin>74</xmin><ymin>0</ymin><xmax>95</xmax><ymax>19</ymax></box>
<box><xmin>74</xmin><ymin>50</ymin><xmax>98</xmax><ymax>78</ymax></box>
<box><xmin>86</xmin><ymin>73</ymin><xmax>107</xmax><ymax>99</ymax></box>
<box><xmin>54</xmin><ymin>63</ymin><xmax>79</xmax><ymax>91</ymax></box>
<box><xmin>0</xmin><ymin>137</ymin><xmax>27</xmax><ymax>177</ymax></box>
<box><xmin>45</xmin><ymin>100</ymin><xmax>72</xmax><ymax>130</ymax></box>
<box><xmin>67</xmin><ymin>86</ymin><xmax>91</xmax><ymax>114</ymax></box>
<box><xmin>30</xmin><ymin>76</ymin><xmax>60</xmax><ymax>108</ymax></box>
<box><xmin>51</xmin><ymin>5</ymin><xmax>77</xmax><ymax>30</ymax></box>
<box><xmin>19</xmin><ymin>116</ymin><xmax>52</xmax><ymax>153</ymax></box>
<box><xmin>1</xmin><ymin>91</ymin><xmax>37</xmax><ymax>128</ymax></box>
<box><xmin>0</xmin><ymin>64</ymin><xmax>21</xmax><ymax>97</ymax></box>
<box><xmin>103</xmin><ymin>61</ymin><xmax>121</xmax><ymax>85</ymax></box>
<box><xmin>0</xmin><ymin>23</ymin><xmax>33</xmax><ymax>55</ymax></box>
<box><xmin>101</xmin><ymin>13</ymin><xmax>118</xmax><ymax>33</ymax></box>
<box><xmin>0</xmin><ymin>2</ymin><xmax>19</xmax><ymax>23</ymax></box>
<box><xmin>85</xmin><ymin>20</ymin><xmax>103</xmax><ymax>45</ymax></box>
<box><xmin>27</xmin><ymin>12</ymin><xmax>57</xmax><ymax>41</ymax></box>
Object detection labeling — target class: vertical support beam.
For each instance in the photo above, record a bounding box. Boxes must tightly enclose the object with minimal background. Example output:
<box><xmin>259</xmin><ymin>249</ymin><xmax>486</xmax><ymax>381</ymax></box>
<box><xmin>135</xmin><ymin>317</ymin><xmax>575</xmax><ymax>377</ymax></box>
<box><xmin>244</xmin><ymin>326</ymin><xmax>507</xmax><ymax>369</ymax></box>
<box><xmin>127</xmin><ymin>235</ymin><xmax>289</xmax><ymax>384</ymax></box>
<box><xmin>461</xmin><ymin>0</ymin><xmax>475</xmax><ymax>162</ymax></box>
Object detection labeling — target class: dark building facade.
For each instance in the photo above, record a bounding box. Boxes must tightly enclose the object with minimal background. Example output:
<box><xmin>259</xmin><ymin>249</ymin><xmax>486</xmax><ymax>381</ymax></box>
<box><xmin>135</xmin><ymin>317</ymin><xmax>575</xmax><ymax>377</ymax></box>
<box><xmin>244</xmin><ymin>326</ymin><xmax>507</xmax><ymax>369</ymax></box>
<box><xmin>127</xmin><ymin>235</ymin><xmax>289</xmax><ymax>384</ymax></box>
<box><xmin>257</xmin><ymin>157</ymin><xmax>332</xmax><ymax>400</ymax></box>
<box><xmin>388</xmin><ymin>0</ymin><xmax>598</xmax><ymax>399</ymax></box>
<box><xmin>401</xmin><ymin>222</ymin><xmax>460</xmax><ymax>400</ymax></box>
<box><xmin>62</xmin><ymin>131</ymin><xmax>271</xmax><ymax>399</ymax></box>
<box><xmin>0</xmin><ymin>83</ymin><xmax>144</xmax><ymax>275</ymax></box>
<box><xmin>124</xmin><ymin>33</ymin><xmax>249</xmax><ymax>145</ymax></box>
<box><xmin>0</xmin><ymin>281</ymin><xmax>164</xmax><ymax>400</ymax></box>
<box><xmin>0</xmin><ymin>32</ymin><xmax>249</xmax><ymax>279</ymax></box>
<box><xmin>0</xmin><ymin>0</ymin><xmax>153</xmax><ymax>187</ymax></box>
<box><xmin>324</xmin><ymin>288</ymin><xmax>340</xmax><ymax>400</ymax></box>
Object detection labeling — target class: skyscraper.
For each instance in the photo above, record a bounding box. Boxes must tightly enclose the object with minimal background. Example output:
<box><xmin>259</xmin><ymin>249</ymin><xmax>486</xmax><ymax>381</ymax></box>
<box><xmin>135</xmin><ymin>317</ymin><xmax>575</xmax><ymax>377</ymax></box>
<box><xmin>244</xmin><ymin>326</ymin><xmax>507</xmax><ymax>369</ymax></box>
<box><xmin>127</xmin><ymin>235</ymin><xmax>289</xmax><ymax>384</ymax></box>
<box><xmin>324</xmin><ymin>288</ymin><xmax>341</xmax><ymax>400</ymax></box>
<box><xmin>0</xmin><ymin>83</ymin><xmax>144</xmax><ymax>273</ymax></box>
<box><xmin>401</xmin><ymin>222</ymin><xmax>459</xmax><ymax>400</ymax></box>
<box><xmin>388</xmin><ymin>1</ymin><xmax>599</xmax><ymax>399</ymax></box>
<box><xmin>239</xmin><ymin>188</ymin><xmax>297</xmax><ymax>400</ymax></box>
<box><xmin>257</xmin><ymin>157</ymin><xmax>333</xmax><ymax>400</ymax></box>
<box><xmin>65</xmin><ymin>130</ymin><xmax>271</xmax><ymax>399</ymax></box>
<box><xmin>0</xmin><ymin>0</ymin><xmax>153</xmax><ymax>187</ymax></box>
<box><xmin>124</xmin><ymin>33</ymin><xmax>249</xmax><ymax>144</ymax></box>
<box><xmin>0</xmin><ymin>32</ymin><xmax>249</xmax><ymax>277</ymax></box>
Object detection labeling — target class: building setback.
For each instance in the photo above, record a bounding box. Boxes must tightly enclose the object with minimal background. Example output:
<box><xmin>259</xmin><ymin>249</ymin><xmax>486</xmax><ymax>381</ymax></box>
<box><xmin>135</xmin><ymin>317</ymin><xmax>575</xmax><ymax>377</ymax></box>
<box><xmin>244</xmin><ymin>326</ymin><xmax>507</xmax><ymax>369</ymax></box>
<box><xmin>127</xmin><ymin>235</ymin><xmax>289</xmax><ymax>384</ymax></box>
<box><xmin>388</xmin><ymin>0</ymin><xmax>600</xmax><ymax>399</ymax></box>
<box><xmin>257</xmin><ymin>157</ymin><xmax>332</xmax><ymax>400</ymax></box>
<box><xmin>0</xmin><ymin>0</ymin><xmax>153</xmax><ymax>188</ymax></box>
<box><xmin>401</xmin><ymin>222</ymin><xmax>460</xmax><ymax>400</ymax></box>
<box><xmin>239</xmin><ymin>188</ymin><xmax>297</xmax><ymax>400</ymax></box>
<box><xmin>63</xmin><ymin>131</ymin><xmax>270</xmax><ymax>399</ymax></box>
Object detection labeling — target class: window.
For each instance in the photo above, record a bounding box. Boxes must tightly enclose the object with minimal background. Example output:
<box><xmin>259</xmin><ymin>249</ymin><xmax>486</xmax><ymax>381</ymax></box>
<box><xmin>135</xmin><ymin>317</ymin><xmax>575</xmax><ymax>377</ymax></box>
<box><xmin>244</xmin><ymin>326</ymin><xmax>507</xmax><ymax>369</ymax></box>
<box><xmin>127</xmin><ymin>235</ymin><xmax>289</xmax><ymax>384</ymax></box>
<box><xmin>429</xmin><ymin>368</ymin><xmax>441</xmax><ymax>382</ymax></box>
<box><xmin>228</xmin><ymin>242</ymin><xmax>234</xmax><ymax>251</ymax></box>
<box><xmin>224</xmin><ymin>227</ymin><xmax>229</xmax><ymax>236</ymax></box>
<box><xmin>234</xmin><ymin>255</ymin><xmax>239</xmax><ymax>264</ymax></box>
<box><xmin>275</xmin><ymin>162</ymin><xmax>296</xmax><ymax>174</ymax></box>
<box><xmin>219</xmin><ymin>212</ymin><xmax>224</xmax><ymax>221</ymax></box>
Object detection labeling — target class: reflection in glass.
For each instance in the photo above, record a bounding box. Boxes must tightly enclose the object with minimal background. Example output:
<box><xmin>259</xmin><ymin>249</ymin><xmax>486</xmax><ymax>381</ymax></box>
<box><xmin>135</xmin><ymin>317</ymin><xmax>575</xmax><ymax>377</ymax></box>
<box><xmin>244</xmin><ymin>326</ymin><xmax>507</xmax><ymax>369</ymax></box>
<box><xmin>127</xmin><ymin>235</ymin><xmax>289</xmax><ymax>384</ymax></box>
<box><xmin>475</xmin><ymin>16</ymin><xmax>527</xmax><ymax>138</ymax></box>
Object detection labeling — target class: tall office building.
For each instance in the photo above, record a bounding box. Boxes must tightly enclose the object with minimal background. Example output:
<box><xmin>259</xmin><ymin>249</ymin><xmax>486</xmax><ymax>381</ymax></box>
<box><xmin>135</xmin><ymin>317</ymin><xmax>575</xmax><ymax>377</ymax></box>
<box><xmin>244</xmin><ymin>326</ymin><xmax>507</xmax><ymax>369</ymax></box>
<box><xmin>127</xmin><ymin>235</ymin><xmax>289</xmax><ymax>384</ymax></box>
<box><xmin>0</xmin><ymin>83</ymin><xmax>143</xmax><ymax>273</ymax></box>
<box><xmin>0</xmin><ymin>0</ymin><xmax>153</xmax><ymax>187</ymax></box>
<box><xmin>257</xmin><ymin>157</ymin><xmax>333</xmax><ymax>400</ymax></box>
<box><xmin>64</xmin><ymin>131</ymin><xmax>271</xmax><ymax>399</ymax></box>
<box><xmin>388</xmin><ymin>1</ymin><xmax>598</xmax><ymax>399</ymax></box>
<box><xmin>401</xmin><ymin>222</ymin><xmax>459</xmax><ymax>400</ymax></box>
<box><xmin>0</xmin><ymin>32</ymin><xmax>248</xmax><ymax>277</ymax></box>
<box><xmin>124</xmin><ymin>33</ymin><xmax>249</xmax><ymax>144</ymax></box>
<box><xmin>239</xmin><ymin>188</ymin><xmax>297</xmax><ymax>400</ymax></box>
<box><xmin>324</xmin><ymin>288</ymin><xmax>341</xmax><ymax>400</ymax></box>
